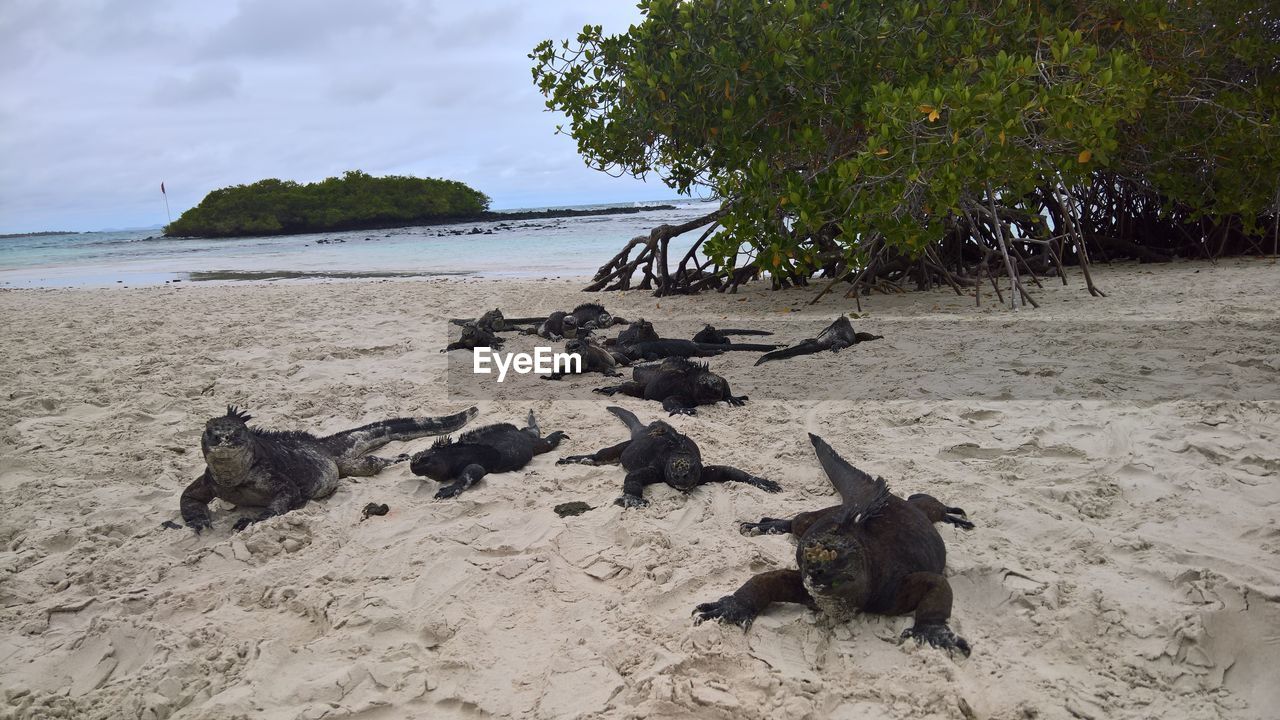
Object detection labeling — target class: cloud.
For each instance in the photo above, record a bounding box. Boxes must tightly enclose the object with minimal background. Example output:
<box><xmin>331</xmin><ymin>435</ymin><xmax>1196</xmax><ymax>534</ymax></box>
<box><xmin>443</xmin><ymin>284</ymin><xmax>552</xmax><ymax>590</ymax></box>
<box><xmin>198</xmin><ymin>0</ymin><xmax>412</xmax><ymax>61</ymax></box>
<box><xmin>0</xmin><ymin>0</ymin><xmax>670</xmax><ymax>233</ymax></box>
<box><xmin>151</xmin><ymin>66</ymin><xmax>241</xmax><ymax>105</ymax></box>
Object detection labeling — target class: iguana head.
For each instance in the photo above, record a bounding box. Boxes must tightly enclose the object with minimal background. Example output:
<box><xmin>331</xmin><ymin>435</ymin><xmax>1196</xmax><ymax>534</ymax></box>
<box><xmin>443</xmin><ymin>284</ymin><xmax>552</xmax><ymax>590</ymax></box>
<box><xmin>693</xmin><ymin>371</ymin><xmax>731</xmax><ymax>403</ymax></box>
<box><xmin>408</xmin><ymin>435</ymin><xmax>467</xmax><ymax>481</ymax></box>
<box><xmin>797</xmin><ymin>527</ymin><xmax>865</xmax><ymax>598</ymax></box>
<box><xmin>621</xmin><ymin>319</ymin><xmax>656</xmax><ymax>343</ymax></box>
<box><xmin>664</xmin><ymin>451</ymin><xmax>702</xmax><ymax>490</ymax></box>
<box><xmin>482</xmin><ymin>309</ymin><xmax>505</xmax><ymax>331</ymax></box>
<box><xmin>561</xmin><ymin>314</ymin><xmax>580</xmax><ymax>338</ymax></box>
<box><xmin>408</xmin><ymin>449</ymin><xmax>450</xmax><ymax>480</ymax></box>
<box><xmin>203</xmin><ymin>406</ymin><xmax>253</xmax><ymax>459</ymax></box>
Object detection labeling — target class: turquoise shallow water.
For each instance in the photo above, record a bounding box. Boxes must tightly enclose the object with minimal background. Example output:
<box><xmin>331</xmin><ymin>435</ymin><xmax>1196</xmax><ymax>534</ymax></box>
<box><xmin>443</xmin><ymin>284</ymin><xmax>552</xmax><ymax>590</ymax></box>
<box><xmin>0</xmin><ymin>201</ymin><xmax>718</xmax><ymax>288</ymax></box>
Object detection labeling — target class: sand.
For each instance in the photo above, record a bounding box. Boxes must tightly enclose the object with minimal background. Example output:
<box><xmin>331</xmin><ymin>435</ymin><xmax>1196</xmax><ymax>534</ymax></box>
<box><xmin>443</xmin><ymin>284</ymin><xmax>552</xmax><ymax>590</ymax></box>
<box><xmin>0</xmin><ymin>259</ymin><xmax>1277</xmax><ymax>720</ymax></box>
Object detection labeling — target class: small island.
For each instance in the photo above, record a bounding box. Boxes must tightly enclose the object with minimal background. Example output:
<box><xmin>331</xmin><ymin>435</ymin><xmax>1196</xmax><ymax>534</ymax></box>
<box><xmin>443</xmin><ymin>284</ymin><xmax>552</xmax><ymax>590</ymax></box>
<box><xmin>0</xmin><ymin>231</ymin><xmax>80</xmax><ymax>239</ymax></box>
<box><xmin>164</xmin><ymin>171</ymin><xmax>492</xmax><ymax>237</ymax></box>
<box><xmin>164</xmin><ymin>170</ymin><xmax>676</xmax><ymax>238</ymax></box>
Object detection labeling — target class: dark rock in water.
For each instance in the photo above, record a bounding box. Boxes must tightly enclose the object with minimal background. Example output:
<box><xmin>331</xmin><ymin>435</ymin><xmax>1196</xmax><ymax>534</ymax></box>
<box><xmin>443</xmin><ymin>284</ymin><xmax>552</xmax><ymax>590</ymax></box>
<box><xmin>361</xmin><ymin>502</ymin><xmax>390</xmax><ymax>520</ymax></box>
<box><xmin>554</xmin><ymin>501</ymin><xmax>594</xmax><ymax>517</ymax></box>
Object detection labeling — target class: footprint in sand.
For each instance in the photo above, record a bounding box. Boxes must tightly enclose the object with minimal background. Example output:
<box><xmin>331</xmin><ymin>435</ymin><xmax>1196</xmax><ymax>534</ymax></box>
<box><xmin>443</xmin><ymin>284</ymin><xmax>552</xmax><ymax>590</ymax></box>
<box><xmin>938</xmin><ymin>443</ymin><xmax>1007</xmax><ymax>460</ymax></box>
<box><xmin>960</xmin><ymin>409</ymin><xmax>1003</xmax><ymax>423</ymax></box>
<box><xmin>1163</xmin><ymin>580</ymin><xmax>1280</xmax><ymax>711</ymax></box>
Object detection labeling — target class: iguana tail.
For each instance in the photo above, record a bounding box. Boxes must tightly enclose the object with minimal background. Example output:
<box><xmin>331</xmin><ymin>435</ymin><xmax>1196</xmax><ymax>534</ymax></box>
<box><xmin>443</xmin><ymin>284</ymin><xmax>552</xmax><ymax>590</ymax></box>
<box><xmin>606</xmin><ymin>406</ymin><xmax>646</xmax><ymax>436</ymax></box>
<box><xmin>322</xmin><ymin>407</ymin><xmax>479</xmax><ymax>458</ymax></box>
<box><xmin>754</xmin><ymin>340</ymin><xmax>823</xmax><ymax>365</ymax></box>
<box><xmin>703</xmin><ymin>342</ymin><xmax>781</xmax><ymax>352</ymax></box>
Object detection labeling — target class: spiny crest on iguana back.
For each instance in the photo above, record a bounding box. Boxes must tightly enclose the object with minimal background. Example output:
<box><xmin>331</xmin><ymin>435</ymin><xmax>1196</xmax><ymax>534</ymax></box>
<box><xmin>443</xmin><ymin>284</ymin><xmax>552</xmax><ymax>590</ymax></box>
<box><xmin>659</xmin><ymin>357</ymin><xmax>711</xmax><ymax>375</ymax></box>
<box><xmin>573</xmin><ymin>302</ymin><xmax>607</xmax><ymax>315</ymax></box>
<box><xmin>808</xmin><ymin>433</ymin><xmax>892</xmax><ymax>528</ymax></box>
<box><xmin>459</xmin><ymin>423</ymin><xmax>519</xmax><ymax>442</ymax></box>
<box><xmin>838</xmin><ymin>476</ymin><xmax>890</xmax><ymax>526</ymax></box>
<box><xmin>216</xmin><ymin>405</ymin><xmax>314</xmax><ymax>442</ymax></box>
<box><xmin>430</xmin><ymin>423</ymin><xmax>523</xmax><ymax>449</ymax></box>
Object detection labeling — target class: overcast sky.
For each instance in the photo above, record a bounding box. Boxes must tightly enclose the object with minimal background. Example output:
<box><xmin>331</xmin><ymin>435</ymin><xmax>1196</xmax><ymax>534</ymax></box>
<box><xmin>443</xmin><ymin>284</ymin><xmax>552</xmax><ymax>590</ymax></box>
<box><xmin>0</xmin><ymin>1</ymin><xmax>681</xmax><ymax>233</ymax></box>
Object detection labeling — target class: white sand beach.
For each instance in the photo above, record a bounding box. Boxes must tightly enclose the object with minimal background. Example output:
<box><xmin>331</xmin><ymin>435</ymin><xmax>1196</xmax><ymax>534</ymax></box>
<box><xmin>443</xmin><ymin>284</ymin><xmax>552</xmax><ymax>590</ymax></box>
<box><xmin>1</xmin><ymin>259</ymin><xmax>1277</xmax><ymax>719</ymax></box>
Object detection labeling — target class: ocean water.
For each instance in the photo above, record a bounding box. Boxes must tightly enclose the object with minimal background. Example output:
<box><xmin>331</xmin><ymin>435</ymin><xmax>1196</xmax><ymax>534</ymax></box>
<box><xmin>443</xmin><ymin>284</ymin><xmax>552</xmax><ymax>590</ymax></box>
<box><xmin>0</xmin><ymin>200</ymin><xmax>720</xmax><ymax>288</ymax></box>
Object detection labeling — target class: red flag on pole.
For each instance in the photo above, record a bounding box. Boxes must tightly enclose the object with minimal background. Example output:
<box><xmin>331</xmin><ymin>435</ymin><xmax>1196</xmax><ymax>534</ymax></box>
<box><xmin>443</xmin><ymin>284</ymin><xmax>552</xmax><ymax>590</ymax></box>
<box><xmin>161</xmin><ymin>182</ymin><xmax>166</xmax><ymax>194</ymax></box>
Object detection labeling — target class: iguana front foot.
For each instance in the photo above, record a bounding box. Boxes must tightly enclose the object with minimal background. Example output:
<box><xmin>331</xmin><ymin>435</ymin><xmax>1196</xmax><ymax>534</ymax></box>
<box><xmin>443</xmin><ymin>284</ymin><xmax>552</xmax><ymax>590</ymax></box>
<box><xmin>746</xmin><ymin>476</ymin><xmax>782</xmax><ymax>493</ymax></box>
<box><xmin>667</xmin><ymin>407</ymin><xmax>696</xmax><ymax>417</ymax></box>
<box><xmin>434</xmin><ymin>483</ymin><xmax>468</xmax><ymax>500</ymax></box>
<box><xmin>942</xmin><ymin>507</ymin><xmax>974</xmax><ymax>530</ymax></box>
<box><xmin>901</xmin><ymin>623</ymin><xmax>971</xmax><ymax>657</ymax></box>
<box><xmin>186</xmin><ymin>518</ymin><xmax>213</xmax><ymax>534</ymax></box>
<box><xmin>614</xmin><ymin>494</ymin><xmax>649</xmax><ymax>508</ymax></box>
<box><xmin>693</xmin><ymin>595</ymin><xmax>757</xmax><ymax>630</ymax></box>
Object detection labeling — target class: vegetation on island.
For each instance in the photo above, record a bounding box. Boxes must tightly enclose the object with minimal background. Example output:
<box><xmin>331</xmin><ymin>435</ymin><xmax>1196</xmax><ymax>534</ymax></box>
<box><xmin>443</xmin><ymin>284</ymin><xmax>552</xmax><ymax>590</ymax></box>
<box><xmin>532</xmin><ymin>0</ymin><xmax>1279</xmax><ymax>303</ymax></box>
<box><xmin>164</xmin><ymin>171</ymin><xmax>492</xmax><ymax>238</ymax></box>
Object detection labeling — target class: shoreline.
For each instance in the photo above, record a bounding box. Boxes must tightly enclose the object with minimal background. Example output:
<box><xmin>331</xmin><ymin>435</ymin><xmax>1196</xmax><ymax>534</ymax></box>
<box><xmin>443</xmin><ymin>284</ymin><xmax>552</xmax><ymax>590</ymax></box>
<box><xmin>0</xmin><ymin>203</ymin><xmax>718</xmax><ymax>290</ymax></box>
<box><xmin>0</xmin><ymin>259</ymin><xmax>1277</xmax><ymax>719</ymax></box>
<box><xmin>3</xmin><ymin>254</ymin><xmax>1274</xmax><ymax>300</ymax></box>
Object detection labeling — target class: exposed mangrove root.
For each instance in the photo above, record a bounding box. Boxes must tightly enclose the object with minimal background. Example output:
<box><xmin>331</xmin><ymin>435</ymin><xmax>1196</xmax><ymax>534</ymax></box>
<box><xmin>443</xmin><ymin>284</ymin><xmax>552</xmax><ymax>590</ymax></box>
<box><xmin>583</xmin><ymin>175</ymin><xmax>1277</xmax><ymax>304</ymax></box>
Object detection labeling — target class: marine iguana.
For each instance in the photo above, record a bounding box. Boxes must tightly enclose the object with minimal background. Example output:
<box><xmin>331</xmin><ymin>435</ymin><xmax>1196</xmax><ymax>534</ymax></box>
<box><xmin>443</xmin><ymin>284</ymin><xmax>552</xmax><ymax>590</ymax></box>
<box><xmin>513</xmin><ymin>303</ymin><xmax>630</xmax><ymax>339</ymax></box>
<box><xmin>608</xmin><ymin>318</ymin><xmax>659</xmax><ymax>346</ymax></box>
<box><xmin>443</xmin><ymin>322</ymin><xmax>505</xmax><ymax>352</ymax></box>
<box><xmin>693</xmin><ymin>434</ymin><xmax>974</xmax><ymax>656</ymax></box>
<box><xmin>527</xmin><ymin>310</ymin><xmax>582</xmax><ymax>340</ymax></box>
<box><xmin>692</xmin><ymin>324</ymin><xmax>774</xmax><ymax>344</ymax></box>
<box><xmin>409</xmin><ymin>410</ymin><xmax>568</xmax><ymax>499</ymax></box>
<box><xmin>604</xmin><ymin>319</ymin><xmax>777</xmax><ymax>362</ymax></box>
<box><xmin>448</xmin><ymin>309</ymin><xmax>507</xmax><ymax>333</ymax></box>
<box><xmin>568</xmin><ymin>302</ymin><xmax>627</xmax><ymax>330</ymax></box>
<box><xmin>754</xmin><ymin>316</ymin><xmax>882</xmax><ymax>365</ymax></box>
<box><xmin>613</xmin><ymin>338</ymin><xmax>779</xmax><ymax>363</ymax></box>
<box><xmin>180</xmin><ymin>405</ymin><xmax>479</xmax><ymax>532</ymax></box>
<box><xmin>594</xmin><ymin>357</ymin><xmax>747</xmax><ymax>415</ymax></box>
<box><xmin>542</xmin><ymin>338</ymin><xmax>625</xmax><ymax>380</ymax></box>
<box><xmin>557</xmin><ymin>406</ymin><xmax>780</xmax><ymax>507</ymax></box>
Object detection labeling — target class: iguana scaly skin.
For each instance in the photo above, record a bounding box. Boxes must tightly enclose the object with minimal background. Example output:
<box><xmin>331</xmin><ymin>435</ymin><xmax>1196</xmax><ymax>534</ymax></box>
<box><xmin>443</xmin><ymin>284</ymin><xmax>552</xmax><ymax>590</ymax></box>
<box><xmin>180</xmin><ymin>405</ymin><xmax>478</xmax><ymax>532</ymax></box>
<box><xmin>410</xmin><ymin>410</ymin><xmax>568</xmax><ymax>499</ymax></box>
<box><xmin>594</xmin><ymin>357</ymin><xmax>747</xmax><ymax>416</ymax></box>
<box><xmin>694</xmin><ymin>434</ymin><xmax>974</xmax><ymax>657</ymax></box>
<box><xmin>557</xmin><ymin>406</ymin><xmax>779</xmax><ymax>507</ymax></box>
